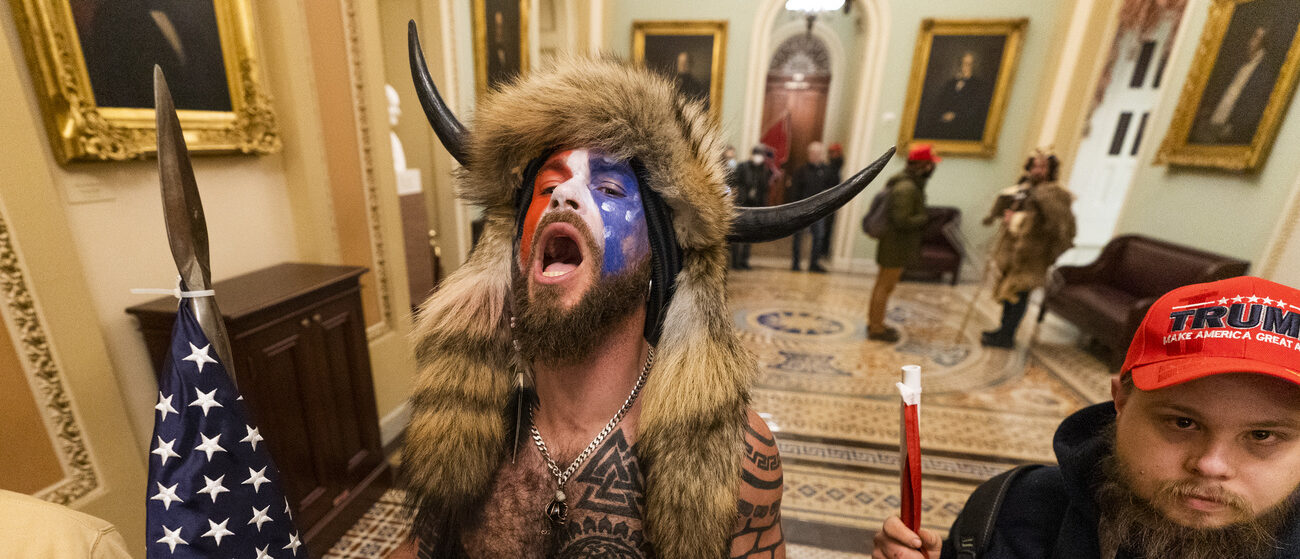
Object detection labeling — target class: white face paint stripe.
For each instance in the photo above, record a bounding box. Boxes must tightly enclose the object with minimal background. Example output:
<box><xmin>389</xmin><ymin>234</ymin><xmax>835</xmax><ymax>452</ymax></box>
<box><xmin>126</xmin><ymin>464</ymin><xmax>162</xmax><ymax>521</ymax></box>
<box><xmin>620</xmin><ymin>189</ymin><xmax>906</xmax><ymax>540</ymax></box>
<box><xmin>548</xmin><ymin>149</ymin><xmax>605</xmax><ymax>250</ymax></box>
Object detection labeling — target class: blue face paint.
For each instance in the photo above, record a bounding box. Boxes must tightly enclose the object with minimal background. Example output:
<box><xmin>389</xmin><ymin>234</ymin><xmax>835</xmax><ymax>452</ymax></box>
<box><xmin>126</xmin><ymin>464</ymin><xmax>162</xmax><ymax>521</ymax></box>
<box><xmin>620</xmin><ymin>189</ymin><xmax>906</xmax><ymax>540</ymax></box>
<box><xmin>587</xmin><ymin>156</ymin><xmax>649</xmax><ymax>275</ymax></box>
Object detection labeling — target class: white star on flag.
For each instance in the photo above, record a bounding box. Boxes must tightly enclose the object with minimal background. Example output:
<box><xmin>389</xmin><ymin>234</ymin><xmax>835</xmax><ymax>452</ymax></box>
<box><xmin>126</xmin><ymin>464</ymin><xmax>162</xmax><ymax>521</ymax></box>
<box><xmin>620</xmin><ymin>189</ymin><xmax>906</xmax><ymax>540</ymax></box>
<box><xmin>1249</xmin><ymin>295</ymin><xmax>1261</xmax><ymax>303</ymax></box>
<box><xmin>241</xmin><ymin>425</ymin><xmax>264</xmax><ymax>451</ymax></box>
<box><xmin>196</xmin><ymin>475</ymin><xmax>230</xmax><ymax>503</ymax></box>
<box><xmin>284</xmin><ymin>531</ymin><xmax>303</xmax><ymax>555</ymax></box>
<box><xmin>188</xmin><ymin>387</ymin><xmax>223</xmax><ymax>416</ymax></box>
<box><xmin>194</xmin><ymin>433</ymin><xmax>227</xmax><ymax>461</ymax></box>
<box><xmin>155</xmin><ymin>392</ymin><xmax>177</xmax><ymax>421</ymax></box>
<box><xmin>201</xmin><ymin>518</ymin><xmax>235</xmax><ymax>547</ymax></box>
<box><xmin>284</xmin><ymin>496</ymin><xmax>293</xmax><ymax>520</ymax></box>
<box><xmin>156</xmin><ymin>525</ymin><xmax>188</xmax><ymax>553</ymax></box>
<box><xmin>150</xmin><ymin>482</ymin><xmax>182</xmax><ymax>511</ymax></box>
<box><xmin>1233</xmin><ymin>295</ymin><xmax>1244</xmax><ymax>302</ymax></box>
<box><xmin>152</xmin><ymin>437</ymin><xmax>181</xmax><ymax>465</ymax></box>
<box><xmin>1280</xmin><ymin>300</ymin><xmax>1289</xmax><ymax>309</ymax></box>
<box><xmin>182</xmin><ymin>342</ymin><xmax>219</xmax><ymax>372</ymax></box>
<box><xmin>248</xmin><ymin>505</ymin><xmax>274</xmax><ymax>532</ymax></box>
<box><xmin>243</xmin><ymin>466</ymin><xmax>271</xmax><ymax>493</ymax></box>
<box><xmin>1263</xmin><ymin>297</ymin><xmax>1275</xmax><ymax>305</ymax></box>
<box><xmin>1218</xmin><ymin>297</ymin><xmax>1229</xmax><ymax>305</ymax></box>
<box><xmin>147</xmin><ymin>303</ymin><xmax>302</xmax><ymax>557</ymax></box>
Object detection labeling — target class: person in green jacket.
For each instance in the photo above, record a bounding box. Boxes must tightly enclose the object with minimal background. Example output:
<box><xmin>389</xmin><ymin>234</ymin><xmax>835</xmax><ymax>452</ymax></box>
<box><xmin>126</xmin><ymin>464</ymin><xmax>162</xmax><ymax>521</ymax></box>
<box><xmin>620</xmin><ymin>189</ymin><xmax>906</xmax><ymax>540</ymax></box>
<box><xmin>868</xmin><ymin>144</ymin><xmax>939</xmax><ymax>342</ymax></box>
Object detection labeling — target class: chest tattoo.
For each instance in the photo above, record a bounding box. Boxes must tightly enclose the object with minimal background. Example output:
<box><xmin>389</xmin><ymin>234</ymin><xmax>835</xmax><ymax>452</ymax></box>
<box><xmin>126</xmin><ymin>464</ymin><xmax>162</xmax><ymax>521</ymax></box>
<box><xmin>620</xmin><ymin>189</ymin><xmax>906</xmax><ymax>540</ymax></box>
<box><xmin>461</xmin><ymin>427</ymin><xmax>652</xmax><ymax>558</ymax></box>
<box><xmin>554</xmin><ymin>429</ymin><xmax>651</xmax><ymax>557</ymax></box>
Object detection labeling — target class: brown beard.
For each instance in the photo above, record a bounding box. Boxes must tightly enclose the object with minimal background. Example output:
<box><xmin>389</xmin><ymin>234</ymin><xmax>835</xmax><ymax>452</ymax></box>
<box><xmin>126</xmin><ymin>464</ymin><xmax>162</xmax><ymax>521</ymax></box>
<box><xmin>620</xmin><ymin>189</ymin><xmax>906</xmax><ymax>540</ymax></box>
<box><xmin>513</xmin><ymin>212</ymin><xmax>650</xmax><ymax>365</ymax></box>
<box><xmin>1096</xmin><ymin>423</ymin><xmax>1298</xmax><ymax>559</ymax></box>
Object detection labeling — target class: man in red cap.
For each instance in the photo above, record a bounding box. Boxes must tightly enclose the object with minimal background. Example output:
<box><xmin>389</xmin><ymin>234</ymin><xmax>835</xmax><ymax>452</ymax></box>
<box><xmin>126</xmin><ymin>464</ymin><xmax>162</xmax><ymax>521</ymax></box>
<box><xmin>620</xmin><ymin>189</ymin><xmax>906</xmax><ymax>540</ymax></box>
<box><xmin>867</xmin><ymin>143</ymin><xmax>940</xmax><ymax>342</ymax></box>
<box><xmin>872</xmin><ymin>275</ymin><xmax>1300</xmax><ymax>558</ymax></box>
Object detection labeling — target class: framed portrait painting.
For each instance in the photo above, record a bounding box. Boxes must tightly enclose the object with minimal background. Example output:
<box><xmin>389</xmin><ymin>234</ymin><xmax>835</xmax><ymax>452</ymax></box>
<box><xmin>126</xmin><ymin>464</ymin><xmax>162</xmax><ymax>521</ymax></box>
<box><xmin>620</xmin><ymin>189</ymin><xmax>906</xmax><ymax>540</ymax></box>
<box><xmin>898</xmin><ymin>19</ymin><xmax>1027</xmax><ymax>157</ymax></box>
<box><xmin>632</xmin><ymin>20</ymin><xmax>727</xmax><ymax>122</ymax></box>
<box><xmin>473</xmin><ymin>0</ymin><xmax>529</xmax><ymax>94</ymax></box>
<box><xmin>1156</xmin><ymin>0</ymin><xmax>1300</xmax><ymax>172</ymax></box>
<box><xmin>10</xmin><ymin>0</ymin><xmax>279</xmax><ymax>163</ymax></box>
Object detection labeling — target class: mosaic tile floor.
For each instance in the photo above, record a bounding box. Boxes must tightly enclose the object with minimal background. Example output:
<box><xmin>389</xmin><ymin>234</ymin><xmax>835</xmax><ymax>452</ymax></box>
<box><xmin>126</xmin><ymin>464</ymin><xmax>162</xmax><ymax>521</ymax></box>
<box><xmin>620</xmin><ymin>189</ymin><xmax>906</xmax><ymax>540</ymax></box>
<box><xmin>326</xmin><ymin>268</ymin><xmax>1112</xmax><ymax>557</ymax></box>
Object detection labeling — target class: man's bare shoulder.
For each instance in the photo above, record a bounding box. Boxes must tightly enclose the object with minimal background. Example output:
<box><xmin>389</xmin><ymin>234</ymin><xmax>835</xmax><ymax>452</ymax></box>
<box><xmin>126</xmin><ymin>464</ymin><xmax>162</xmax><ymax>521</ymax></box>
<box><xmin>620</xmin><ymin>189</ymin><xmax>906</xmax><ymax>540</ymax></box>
<box><xmin>731</xmin><ymin>408</ymin><xmax>785</xmax><ymax>558</ymax></box>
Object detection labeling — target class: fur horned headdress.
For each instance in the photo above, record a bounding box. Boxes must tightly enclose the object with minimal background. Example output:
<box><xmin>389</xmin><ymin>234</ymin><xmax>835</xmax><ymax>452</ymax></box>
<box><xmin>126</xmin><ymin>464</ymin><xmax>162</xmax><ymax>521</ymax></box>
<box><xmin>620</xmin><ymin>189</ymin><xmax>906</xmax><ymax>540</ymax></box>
<box><xmin>401</xmin><ymin>22</ymin><xmax>891</xmax><ymax>557</ymax></box>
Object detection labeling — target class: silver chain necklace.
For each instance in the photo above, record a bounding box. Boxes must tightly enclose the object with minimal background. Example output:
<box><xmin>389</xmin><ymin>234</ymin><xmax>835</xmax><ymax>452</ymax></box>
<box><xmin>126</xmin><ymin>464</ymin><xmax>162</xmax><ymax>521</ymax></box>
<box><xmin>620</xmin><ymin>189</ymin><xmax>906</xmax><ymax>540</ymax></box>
<box><xmin>529</xmin><ymin>346</ymin><xmax>655</xmax><ymax>533</ymax></box>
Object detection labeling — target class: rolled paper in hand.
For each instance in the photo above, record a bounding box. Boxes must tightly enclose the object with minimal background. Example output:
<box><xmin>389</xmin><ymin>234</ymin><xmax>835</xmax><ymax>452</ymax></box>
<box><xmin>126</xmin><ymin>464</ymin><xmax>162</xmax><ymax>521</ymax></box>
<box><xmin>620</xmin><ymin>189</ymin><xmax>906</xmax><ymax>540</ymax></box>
<box><xmin>897</xmin><ymin>365</ymin><xmax>923</xmax><ymax>539</ymax></box>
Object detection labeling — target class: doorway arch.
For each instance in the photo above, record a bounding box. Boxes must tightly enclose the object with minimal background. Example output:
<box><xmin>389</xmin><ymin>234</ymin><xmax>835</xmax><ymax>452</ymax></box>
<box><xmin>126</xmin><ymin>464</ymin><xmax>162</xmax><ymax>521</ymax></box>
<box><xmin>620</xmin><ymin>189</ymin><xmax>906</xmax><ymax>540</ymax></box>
<box><xmin>741</xmin><ymin>0</ymin><xmax>891</xmax><ymax>269</ymax></box>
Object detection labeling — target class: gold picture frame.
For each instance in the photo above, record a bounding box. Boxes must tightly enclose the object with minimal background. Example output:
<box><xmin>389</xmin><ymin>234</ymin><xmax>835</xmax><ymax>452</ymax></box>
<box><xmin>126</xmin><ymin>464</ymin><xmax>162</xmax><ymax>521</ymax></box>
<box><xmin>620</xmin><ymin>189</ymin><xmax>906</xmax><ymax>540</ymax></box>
<box><xmin>898</xmin><ymin>18</ymin><xmax>1027</xmax><ymax>158</ymax></box>
<box><xmin>473</xmin><ymin>0</ymin><xmax>530</xmax><ymax>95</ymax></box>
<box><xmin>1156</xmin><ymin>0</ymin><xmax>1300</xmax><ymax>172</ymax></box>
<box><xmin>9</xmin><ymin>0</ymin><xmax>279</xmax><ymax>163</ymax></box>
<box><xmin>632</xmin><ymin>20</ymin><xmax>727</xmax><ymax>123</ymax></box>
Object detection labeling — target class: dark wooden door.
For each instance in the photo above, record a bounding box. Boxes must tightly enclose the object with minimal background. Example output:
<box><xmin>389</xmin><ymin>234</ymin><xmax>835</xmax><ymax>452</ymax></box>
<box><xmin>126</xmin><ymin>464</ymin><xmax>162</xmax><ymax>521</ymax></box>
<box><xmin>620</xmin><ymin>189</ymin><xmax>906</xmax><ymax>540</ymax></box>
<box><xmin>760</xmin><ymin>74</ymin><xmax>830</xmax><ymax>203</ymax></box>
<box><xmin>236</xmin><ymin>310</ymin><xmax>340</xmax><ymax>532</ymax></box>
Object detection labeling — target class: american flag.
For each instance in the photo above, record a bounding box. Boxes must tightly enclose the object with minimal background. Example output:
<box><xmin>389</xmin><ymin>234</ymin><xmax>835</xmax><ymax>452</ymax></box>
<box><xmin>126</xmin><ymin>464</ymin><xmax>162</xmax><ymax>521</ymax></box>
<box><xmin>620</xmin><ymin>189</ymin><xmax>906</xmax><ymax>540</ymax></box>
<box><xmin>146</xmin><ymin>302</ymin><xmax>307</xmax><ymax>558</ymax></box>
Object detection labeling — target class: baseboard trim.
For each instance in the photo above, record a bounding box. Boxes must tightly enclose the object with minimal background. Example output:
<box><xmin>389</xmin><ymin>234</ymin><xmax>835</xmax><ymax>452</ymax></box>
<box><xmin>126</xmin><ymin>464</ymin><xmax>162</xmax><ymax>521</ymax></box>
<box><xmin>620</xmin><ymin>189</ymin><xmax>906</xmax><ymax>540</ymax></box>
<box><xmin>380</xmin><ymin>401</ymin><xmax>410</xmax><ymax>450</ymax></box>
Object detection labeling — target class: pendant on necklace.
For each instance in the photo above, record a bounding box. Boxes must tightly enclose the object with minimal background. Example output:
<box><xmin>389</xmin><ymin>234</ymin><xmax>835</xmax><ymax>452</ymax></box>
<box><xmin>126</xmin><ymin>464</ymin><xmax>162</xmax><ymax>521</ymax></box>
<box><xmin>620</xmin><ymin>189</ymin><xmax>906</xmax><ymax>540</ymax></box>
<box><xmin>545</xmin><ymin>489</ymin><xmax>568</xmax><ymax>526</ymax></box>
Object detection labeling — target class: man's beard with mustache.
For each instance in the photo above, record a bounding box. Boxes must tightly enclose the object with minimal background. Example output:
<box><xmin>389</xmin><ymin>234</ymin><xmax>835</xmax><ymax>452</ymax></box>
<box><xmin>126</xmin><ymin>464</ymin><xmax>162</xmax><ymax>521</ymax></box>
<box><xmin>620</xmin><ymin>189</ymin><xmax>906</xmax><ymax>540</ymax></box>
<box><xmin>1096</xmin><ymin>423</ymin><xmax>1298</xmax><ymax>559</ymax></box>
<box><xmin>513</xmin><ymin>212</ymin><xmax>650</xmax><ymax>366</ymax></box>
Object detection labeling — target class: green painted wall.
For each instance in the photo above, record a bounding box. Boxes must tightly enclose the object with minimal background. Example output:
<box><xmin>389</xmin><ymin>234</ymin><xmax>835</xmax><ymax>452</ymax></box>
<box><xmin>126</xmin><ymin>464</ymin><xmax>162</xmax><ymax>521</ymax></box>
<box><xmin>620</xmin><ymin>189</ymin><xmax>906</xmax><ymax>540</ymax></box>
<box><xmin>605</xmin><ymin>0</ymin><xmax>762</xmax><ymax>143</ymax></box>
<box><xmin>1116</xmin><ymin>0</ymin><xmax>1300</xmax><ymax>266</ymax></box>
<box><xmin>853</xmin><ymin>0</ymin><xmax>1072</xmax><ymax>263</ymax></box>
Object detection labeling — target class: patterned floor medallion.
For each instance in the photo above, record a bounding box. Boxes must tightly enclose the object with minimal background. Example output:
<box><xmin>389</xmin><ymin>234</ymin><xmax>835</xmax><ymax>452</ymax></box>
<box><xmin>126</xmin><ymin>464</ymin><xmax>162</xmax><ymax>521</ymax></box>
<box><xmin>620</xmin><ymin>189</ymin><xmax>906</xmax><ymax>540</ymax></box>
<box><xmin>729</xmin><ymin>269</ymin><xmax>1110</xmax><ymax>553</ymax></box>
<box><xmin>330</xmin><ymin>268</ymin><xmax>1111</xmax><ymax>557</ymax></box>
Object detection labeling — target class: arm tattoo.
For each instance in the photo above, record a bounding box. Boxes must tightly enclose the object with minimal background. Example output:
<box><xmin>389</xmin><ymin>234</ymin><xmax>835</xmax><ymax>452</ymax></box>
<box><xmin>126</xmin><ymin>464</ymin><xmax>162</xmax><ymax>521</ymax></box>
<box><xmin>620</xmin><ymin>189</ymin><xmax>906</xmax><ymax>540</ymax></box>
<box><xmin>731</xmin><ymin>415</ymin><xmax>785</xmax><ymax>558</ymax></box>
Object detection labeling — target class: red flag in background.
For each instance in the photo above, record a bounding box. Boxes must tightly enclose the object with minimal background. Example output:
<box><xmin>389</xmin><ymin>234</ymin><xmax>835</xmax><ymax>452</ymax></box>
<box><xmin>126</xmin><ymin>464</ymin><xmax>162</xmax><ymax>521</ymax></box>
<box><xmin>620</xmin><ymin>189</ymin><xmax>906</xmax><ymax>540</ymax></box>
<box><xmin>760</xmin><ymin>113</ymin><xmax>790</xmax><ymax>169</ymax></box>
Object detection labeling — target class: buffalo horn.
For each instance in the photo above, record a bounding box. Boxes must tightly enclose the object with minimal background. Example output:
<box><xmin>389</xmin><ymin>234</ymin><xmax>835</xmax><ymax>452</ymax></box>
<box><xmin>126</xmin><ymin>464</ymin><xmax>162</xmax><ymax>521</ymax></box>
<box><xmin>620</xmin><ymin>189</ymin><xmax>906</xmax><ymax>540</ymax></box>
<box><xmin>408</xmin><ymin>21</ymin><xmax>469</xmax><ymax>166</ymax></box>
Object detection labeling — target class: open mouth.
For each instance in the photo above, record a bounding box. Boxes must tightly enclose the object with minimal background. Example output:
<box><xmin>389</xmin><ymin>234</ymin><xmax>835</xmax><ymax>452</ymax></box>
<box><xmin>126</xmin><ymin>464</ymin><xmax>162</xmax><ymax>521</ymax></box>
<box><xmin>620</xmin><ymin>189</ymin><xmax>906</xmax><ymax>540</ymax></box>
<box><xmin>534</xmin><ymin>222</ymin><xmax>586</xmax><ymax>283</ymax></box>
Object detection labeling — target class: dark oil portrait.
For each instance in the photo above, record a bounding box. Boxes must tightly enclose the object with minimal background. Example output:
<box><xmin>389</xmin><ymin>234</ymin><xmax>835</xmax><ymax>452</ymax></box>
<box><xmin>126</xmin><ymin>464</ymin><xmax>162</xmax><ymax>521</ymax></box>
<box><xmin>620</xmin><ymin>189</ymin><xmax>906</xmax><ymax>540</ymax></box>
<box><xmin>912</xmin><ymin>34</ymin><xmax>1007</xmax><ymax>142</ymax></box>
<box><xmin>70</xmin><ymin>0</ymin><xmax>232</xmax><ymax>111</ymax></box>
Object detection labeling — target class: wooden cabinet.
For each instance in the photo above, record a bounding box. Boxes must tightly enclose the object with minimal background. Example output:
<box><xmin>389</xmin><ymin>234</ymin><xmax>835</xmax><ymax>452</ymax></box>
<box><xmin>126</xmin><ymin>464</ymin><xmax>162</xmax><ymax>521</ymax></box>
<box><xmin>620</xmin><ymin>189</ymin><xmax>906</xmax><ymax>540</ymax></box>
<box><xmin>127</xmin><ymin>263</ymin><xmax>390</xmax><ymax>555</ymax></box>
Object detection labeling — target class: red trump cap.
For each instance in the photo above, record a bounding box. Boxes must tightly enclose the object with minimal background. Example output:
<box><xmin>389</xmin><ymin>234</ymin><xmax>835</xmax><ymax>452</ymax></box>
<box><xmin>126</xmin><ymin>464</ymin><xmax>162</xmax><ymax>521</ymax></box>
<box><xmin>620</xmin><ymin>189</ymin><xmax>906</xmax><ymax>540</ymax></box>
<box><xmin>907</xmin><ymin>143</ymin><xmax>941</xmax><ymax>163</ymax></box>
<box><xmin>1122</xmin><ymin>276</ymin><xmax>1300</xmax><ymax>391</ymax></box>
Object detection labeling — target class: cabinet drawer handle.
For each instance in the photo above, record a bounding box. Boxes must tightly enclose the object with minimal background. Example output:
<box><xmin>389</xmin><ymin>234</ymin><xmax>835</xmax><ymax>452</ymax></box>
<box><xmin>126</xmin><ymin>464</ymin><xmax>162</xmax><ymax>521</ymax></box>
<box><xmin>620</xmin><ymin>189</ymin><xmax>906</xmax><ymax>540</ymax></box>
<box><xmin>312</xmin><ymin>313</ymin><xmax>322</xmax><ymax>323</ymax></box>
<box><xmin>300</xmin><ymin>318</ymin><xmax>310</xmax><ymax>328</ymax></box>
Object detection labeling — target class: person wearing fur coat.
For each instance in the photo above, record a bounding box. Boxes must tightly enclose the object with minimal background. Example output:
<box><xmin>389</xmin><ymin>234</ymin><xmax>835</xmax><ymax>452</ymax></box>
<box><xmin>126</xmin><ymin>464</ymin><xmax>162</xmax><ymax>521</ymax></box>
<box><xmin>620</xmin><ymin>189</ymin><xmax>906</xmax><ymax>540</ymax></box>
<box><xmin>979</xmin><ymin>151</ymin><xmax>1076</xmax><ymax>348</ymax></box>
<box><xmin>396</xmin><ymin>24</ymin><xmax>893</xmax><ymax>558</ymax></box>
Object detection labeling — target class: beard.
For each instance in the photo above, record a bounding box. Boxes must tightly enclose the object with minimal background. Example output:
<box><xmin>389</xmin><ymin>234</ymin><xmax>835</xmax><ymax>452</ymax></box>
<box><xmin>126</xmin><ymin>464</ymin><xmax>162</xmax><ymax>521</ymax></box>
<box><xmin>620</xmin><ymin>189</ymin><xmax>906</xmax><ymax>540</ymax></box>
<box><xmin>1096</xmin><ymin>424</ymin><xmax>1298</xmax><ymax>559</ymax></box>
<box><xmin>513</xmin><ymin>212</ymin><xmax>650</xmax><ymax>366</ymax></box>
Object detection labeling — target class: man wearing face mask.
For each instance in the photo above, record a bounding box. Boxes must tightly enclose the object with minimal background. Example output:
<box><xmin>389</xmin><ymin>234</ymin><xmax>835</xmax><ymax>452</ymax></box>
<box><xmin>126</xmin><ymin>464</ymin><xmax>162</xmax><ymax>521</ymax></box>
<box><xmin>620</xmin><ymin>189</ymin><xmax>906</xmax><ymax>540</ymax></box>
<box><xmin>399</xmin><ymin>31</ymin><xmax>894</xmax><ymax>557</ymax></box>
<box><xmin>731</xmin><ymin>145</ymin><xmax>772</xmax><ymax>270</ymax></box>
<box><xmin>867</xmin><ymin>144</ymin><xmax>938</xmax><ymax>343</ymax></box>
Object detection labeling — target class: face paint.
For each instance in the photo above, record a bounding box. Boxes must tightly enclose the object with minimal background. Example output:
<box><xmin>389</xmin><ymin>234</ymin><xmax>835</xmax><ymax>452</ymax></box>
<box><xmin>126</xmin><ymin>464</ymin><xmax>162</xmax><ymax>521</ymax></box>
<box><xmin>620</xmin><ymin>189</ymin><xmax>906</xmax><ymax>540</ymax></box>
<box><xmin>519</xmin><ymin>149</ymin><xmax>649</xmax><ymax>277</ymax></box>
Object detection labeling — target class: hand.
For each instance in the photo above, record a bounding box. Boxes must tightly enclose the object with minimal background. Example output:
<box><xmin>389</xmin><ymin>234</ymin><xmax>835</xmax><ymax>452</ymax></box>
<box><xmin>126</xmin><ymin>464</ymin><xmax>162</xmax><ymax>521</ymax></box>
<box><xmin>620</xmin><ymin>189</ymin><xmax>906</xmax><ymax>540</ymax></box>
<box><xmin>871</xmin><ymin>515</ymin><xmax>942</xmax><ymax>559</ymax></box>
<box><xmin>1002</xmin><ymin>209</ymin><xmax>1014</xmax><ymax>224</ymax></box>
<box><xmin>386</xmin><ymin>538</ymin><xmax>418</xmax><ymax>559</ymax></box>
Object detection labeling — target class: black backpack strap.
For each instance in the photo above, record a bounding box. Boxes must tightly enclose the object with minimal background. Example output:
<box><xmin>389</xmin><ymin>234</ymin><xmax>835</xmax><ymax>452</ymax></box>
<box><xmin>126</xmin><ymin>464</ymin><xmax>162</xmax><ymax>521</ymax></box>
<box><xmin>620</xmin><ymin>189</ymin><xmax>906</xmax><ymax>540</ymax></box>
<box><xmin>951</xmin><ymin>464</ymin><xmax>1043</xmax><ymax>559</ymax></box>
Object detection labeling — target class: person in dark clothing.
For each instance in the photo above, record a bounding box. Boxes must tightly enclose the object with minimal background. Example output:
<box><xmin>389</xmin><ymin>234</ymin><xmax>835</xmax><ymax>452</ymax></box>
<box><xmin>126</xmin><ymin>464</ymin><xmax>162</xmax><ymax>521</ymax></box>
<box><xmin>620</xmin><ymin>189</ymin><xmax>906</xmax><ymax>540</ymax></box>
<box><xmin>873</xmin><ymin>276</ymin><xmax>1300</xmax><ymax>559</ymax></box>
<box><xmin>731</xmin><ymin>145</ymin><xmax>772</xmax><ymax>269</ymax></box>
<box><xmin>816</xmin><ymin>142</ymin><xmax>845</xmax><ymax>258</ymax></box>
<box><xmin>867</xmin><ymin>144</ymin><xmax>938</xmax><ymax>342</ymax></box>
<box><xmin>790</xmin><ymin>142</ymin><xmax>839</xmax><ymax>272</ymax></box>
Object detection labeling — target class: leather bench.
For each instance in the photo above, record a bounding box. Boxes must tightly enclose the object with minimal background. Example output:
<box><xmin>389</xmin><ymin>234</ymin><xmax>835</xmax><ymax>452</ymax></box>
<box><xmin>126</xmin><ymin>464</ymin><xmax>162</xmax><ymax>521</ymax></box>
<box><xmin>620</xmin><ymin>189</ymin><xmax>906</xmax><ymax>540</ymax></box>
<box><xmin>903</xmin><ymin>206</ymin><xmax>964</xmax><ymax>285</ymax></box>
<box><xmin>1038</xmin><ymin>234</ymin><xmax>1249</xmax><ymax>360</ymax></box>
